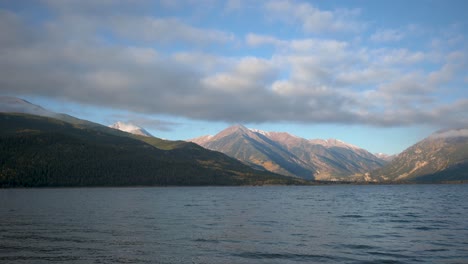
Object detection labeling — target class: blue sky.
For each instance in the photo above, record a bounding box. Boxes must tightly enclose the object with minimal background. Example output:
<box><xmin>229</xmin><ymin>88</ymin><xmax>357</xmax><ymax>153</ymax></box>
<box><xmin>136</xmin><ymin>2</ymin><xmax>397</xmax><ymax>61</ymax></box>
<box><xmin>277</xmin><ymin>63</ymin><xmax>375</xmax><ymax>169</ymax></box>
<box><xmin>1</xmin><ymin>0</ymin><xmax>467</xmax><ymax>155</ymax></box>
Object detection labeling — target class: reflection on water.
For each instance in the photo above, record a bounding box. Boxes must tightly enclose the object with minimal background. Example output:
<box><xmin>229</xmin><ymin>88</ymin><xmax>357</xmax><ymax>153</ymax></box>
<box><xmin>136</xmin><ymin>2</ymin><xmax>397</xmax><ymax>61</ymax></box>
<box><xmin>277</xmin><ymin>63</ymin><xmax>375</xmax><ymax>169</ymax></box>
<box><xmin>1</xmin><ymin>185</ymin><xmax>468</xmax><ymax>263</ymax></box>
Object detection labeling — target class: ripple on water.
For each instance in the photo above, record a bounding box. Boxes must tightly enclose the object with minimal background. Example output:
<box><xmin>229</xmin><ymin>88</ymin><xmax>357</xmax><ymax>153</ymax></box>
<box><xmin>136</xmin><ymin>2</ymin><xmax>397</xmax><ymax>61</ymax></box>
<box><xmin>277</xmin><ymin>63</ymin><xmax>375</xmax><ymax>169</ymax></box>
<box><xmin>339</xmin><ymin>214</ymin><xmax>364</xmax><ymax>218</ymax></box>
<box><xmin>1</xmin><ymin>185</ymin><xmax>467</xmax><ymax>264</ymax></box>
<box><xmin>233</xmin><ymin>251</ymin><xmax>348</xmax><ymax>262</ymax></box>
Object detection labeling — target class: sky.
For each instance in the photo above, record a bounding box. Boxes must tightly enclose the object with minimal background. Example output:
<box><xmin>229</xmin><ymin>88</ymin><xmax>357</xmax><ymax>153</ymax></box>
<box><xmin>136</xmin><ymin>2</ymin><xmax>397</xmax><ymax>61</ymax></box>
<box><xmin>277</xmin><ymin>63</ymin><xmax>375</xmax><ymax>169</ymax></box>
<box><xmin>0</xmin><ymin>0</ymin><xmax>467</xmax><ymax>155</ymax></box>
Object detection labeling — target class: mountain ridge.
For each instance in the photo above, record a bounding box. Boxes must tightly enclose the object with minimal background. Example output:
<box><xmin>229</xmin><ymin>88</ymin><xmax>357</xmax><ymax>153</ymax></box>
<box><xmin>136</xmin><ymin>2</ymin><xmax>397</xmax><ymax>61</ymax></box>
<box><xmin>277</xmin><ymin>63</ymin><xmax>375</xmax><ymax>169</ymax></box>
<box><xmin>369</xmin><ymin>128</ymin><xmax>468</xmax><ymax>182</ymax></box>
<box><xmin>190</xmin><ymin>125</ymin><xmax>386</xmax><ymax>180</ymax></box>
<box><xmin>3</xmin><ymin>96</ymin><xmax>466</xmax><ymax>184</ymax></box>
<box><xmin>0</xmin><ymin>98</ymin><xmax>304</xmax><ymax>187</ymax></box>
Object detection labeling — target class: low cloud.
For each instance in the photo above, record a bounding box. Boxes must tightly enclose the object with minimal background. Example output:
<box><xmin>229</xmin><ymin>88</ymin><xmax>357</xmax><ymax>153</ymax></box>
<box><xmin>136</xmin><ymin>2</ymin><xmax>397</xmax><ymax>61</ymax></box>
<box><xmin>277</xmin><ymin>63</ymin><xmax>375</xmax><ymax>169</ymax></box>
<box><xmin>431</xmin><ymin>128</ymin><xmax>468</xmax><ymax>139</ymax></box>
<box><xmin>109</xmin><ymin>114</ymin><xmax>180</xmax><ymax>132</ymax></box>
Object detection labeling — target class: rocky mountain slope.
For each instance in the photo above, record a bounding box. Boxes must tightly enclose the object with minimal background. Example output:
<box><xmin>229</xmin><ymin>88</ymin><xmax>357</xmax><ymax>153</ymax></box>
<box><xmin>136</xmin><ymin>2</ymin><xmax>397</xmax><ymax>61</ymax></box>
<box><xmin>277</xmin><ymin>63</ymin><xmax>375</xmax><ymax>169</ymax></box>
<box><xmin>190</xmin><ymin>125</ymin><xmax>386</xmax><ymax>180</ymax></box>
<box><xmin>371</xmin><ymin>128</ymin><xmax>468</xmax><ymax>182</ymax></box>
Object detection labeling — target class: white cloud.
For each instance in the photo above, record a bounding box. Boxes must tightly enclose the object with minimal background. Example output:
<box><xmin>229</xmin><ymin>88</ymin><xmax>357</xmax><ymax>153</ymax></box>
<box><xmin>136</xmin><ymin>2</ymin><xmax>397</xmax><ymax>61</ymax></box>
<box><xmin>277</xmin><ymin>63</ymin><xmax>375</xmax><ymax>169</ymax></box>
<box><xmin>246</xmin><ymin>34</ymin><xmax>349</xmax><ymax>58</ymax></box>
<box><xmin>202</xmin><ymin>57</ymin><xmax>278</xmax><ymax>92</ymax></box>
<box><xmin>265</xmin><ymin>0</ymin><xmax>362</xmax><ymax>33</ymax></box>
<box><xmin>271</xmin><ymin>80</ymin><xmax>330</xmax><ymax>97</ymax></box>
<box><xmin>111</xmin><ymin>16</ymin><xmax>235</xmax><ymax>45</ymax></box>
<box><xmin>431</xmin><ymin>128</ymin><xmax>468</xmax><ymax>139</ymax></box>
<box><xmin>378</xmin><ymin>72</ymin><xmax>430</xmax><ymax>95</ymax></box>
<box><xmin>0</xmin><ymin>1</ymin><xmax>466</xmax><ymax>128</ymax></box>
<box><xmin>360</xmin><ymin>48</ymin><xmax>427</xmax><ymax>67</ymax></box>
<box><xmin>428</xmin><ymin>51</ymin><xmax>467</xmax><ymax>86</ymax></box>
<box><xmin>370</xmin><ymin>29</ymin><xmax>405</xmax><ymax>42</ymax></box>
<box><xmin>337</xmin><ymin>68</ymin><xmax>396</xmax><ymax>86</ymax></box>
<box><xmin>246</xmin><ymin>33</ymin><xmax>285</xmax><ymax>47</ymax></box>
<box><xmin>379</xmin><ymin>49</ymin><xmax>425</xmax><ymax>65</ymax></box>
<box><xmin>173</xmin><ymin>52</ymin><xmax>227</xmax><ymax>73</ymax></box>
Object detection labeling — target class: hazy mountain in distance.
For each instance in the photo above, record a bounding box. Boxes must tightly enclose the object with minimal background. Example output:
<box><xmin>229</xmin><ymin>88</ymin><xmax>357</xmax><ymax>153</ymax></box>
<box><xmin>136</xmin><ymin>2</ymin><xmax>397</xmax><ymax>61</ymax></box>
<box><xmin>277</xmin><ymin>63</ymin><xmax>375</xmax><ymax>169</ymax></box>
<box><xmin>374</xmin><ymin>153</ymin><xmax>396</xmax><ymax>162</ymax></box>
<box><xmin>372</xmin><ymin>128</ymin><xmax>468</xmax><ymax>182</ymax></box>
<box><xmin>190</xmin><ymin>125</ymin><xmax>386</xmax><ymax>180</ymax></box>
<box><xmin>0</xmin><ymin>96</ymin><xmax>57</xmax><ymax>117</ymax></box>
<box><xmin>268</xmin><ymin>134</ymin><xmax>386</xmax><ymax>180</ymax></box>
<box><xmin>110</xmin><ymin>121</ymin><xmax>153</xmax><ymax>137</ymax></box>
<box><xmin>0</xmin><ymin>96</ymin><xmax>98</xmax><ymax>127</ymax></box>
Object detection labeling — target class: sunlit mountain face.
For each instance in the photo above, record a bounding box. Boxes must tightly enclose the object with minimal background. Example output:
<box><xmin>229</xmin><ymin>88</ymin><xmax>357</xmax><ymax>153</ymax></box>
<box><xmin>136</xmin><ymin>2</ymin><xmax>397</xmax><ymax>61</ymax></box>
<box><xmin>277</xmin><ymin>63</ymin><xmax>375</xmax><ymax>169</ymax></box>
<box><xmin>190</xmin><ymin>124</ymin><xmax>386</xmax><ymax>180</ymax></box>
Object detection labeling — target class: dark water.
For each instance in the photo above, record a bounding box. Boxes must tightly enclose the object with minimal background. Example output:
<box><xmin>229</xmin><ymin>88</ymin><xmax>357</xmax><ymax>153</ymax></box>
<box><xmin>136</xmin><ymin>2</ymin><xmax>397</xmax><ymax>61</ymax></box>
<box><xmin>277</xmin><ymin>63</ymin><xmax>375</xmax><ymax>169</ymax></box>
<box><xmin>1</xmin><ymin>185</ymin><xmax>468</xmax><ymax>264</ymax></box>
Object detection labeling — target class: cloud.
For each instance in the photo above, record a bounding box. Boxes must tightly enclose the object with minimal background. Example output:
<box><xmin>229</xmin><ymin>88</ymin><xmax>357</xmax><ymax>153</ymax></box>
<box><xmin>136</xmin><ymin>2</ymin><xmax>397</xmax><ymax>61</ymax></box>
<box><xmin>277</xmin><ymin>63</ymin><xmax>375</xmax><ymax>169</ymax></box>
<box><xmin>265</xmin><ymin>0</ymin><xmax>362</xmax><ymax>33</ymax></box>
<box><xmin>431</xmin><ymin>128</ymin><xmax>468</xmax><ymax>139</ymax></box>
<box><xmin>375</xmin><ymin>49</ymin><xmax>426</xmax><ymax>65</ymax></box>
<box><xmin>225</xmin><ymin>0</ymin><xmax>243</xmax><ymax>11</ymax></box>
<box><xmin>43</xmin><ymin>0</ymin><xmax>150</xmax><ymax>15</ymax></box>
<box><xmin>202</xmin><ymin>57</ymin><xmax>278</xmax><ymax>92</ymax></box>
<box><xmin>0</xmin><ymin>2</ymin><xmax>467</xmax><ymax>129</ymax></box>
<box><xmin>428</xmin><ymin>51</ymin><xmax>467</xmax><ymax>86</ymax></box>
<box><xmin>172</xmin><ymin>52</ymin><xmax>227</xmax><ymax>73</ymax></box>
<box><xmin>110</xmin><ymin>16</ymin><xmax>235</xmax><ymax>45</ymax></box>
<box><xmin>246</xmin><ymin>33</ymin><xmax>286</xmax><ymax>47</ymax></box>
<box><xmin>336</xmin><ymin>68</ymin><xmax>396</xmax><ymax>86</ymax></box>
<box><xmin>370</xmin><ymin>29</ymin><xmax>405</xmax><ymax>42</ymax></box>
<box><xmin>43</xmin><ymin>0</ymin><xmax>235</xmax><ymax>46</ymax></box>
<box><xmin>109</xmin><ymin>114</ymin><xmax>180</xmax><ymax>132</ymax></box>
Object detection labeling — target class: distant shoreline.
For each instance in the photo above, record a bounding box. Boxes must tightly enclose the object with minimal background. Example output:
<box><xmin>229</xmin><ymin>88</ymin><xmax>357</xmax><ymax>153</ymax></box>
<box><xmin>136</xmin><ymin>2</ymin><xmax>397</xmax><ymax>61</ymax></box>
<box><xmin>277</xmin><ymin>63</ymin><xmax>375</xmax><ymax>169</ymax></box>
<box><xmin>2</xmin><ymin>180</ymin><xmax>467</xmax><ymax>189</ymax></box>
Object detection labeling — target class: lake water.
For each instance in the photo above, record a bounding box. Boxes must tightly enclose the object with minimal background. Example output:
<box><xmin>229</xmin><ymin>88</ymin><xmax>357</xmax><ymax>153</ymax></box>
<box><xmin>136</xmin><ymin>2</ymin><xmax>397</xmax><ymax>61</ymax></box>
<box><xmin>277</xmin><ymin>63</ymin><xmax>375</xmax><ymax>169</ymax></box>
<box><xmin>1</xmin><ymin>185</ymin><xmax>467</xmax><ymax>263</ymax></box>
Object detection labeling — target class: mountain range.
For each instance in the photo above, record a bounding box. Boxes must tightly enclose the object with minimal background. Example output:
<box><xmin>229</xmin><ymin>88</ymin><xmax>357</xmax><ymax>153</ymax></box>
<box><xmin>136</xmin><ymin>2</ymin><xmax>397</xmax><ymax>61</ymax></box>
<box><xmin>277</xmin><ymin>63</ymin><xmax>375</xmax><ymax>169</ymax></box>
<box><xmin>190</xmin><ymin>125</ymin><xmax>468</xmax><ymax>183</ymax></box>
<box><xmin>1</xmin><ymin>96</ymin><xmax>467</xmax><ymax>185</ymax></box>
<box><xmin>190</xmin><ymin>125</ymin><xmax>386</xmax><ymax>181</ymax></box>
<box><xmin>0</xmin><ymin>97</ymin><xmax>303</xmax><ymax>187</ymax></box>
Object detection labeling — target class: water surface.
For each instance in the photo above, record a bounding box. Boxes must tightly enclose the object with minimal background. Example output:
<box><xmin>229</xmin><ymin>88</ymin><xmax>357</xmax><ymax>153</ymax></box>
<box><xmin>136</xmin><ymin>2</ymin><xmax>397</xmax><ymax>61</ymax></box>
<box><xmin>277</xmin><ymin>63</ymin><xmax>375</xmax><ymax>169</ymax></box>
<box><xmin>1</xmin><ymin>185</ymin><xmax>467</xmax><ymax>263</ymax></box>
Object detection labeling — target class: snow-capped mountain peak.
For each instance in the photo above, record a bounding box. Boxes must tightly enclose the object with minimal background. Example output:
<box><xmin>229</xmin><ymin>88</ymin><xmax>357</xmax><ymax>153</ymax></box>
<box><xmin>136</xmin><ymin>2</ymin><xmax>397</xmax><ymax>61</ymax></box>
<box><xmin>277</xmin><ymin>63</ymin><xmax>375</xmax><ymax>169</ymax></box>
<box><xmin>249</xmin><ymin>128</ymin><xmax>270</xmax><ymax>136</ymax></box>
<box><xmin>109</xmin><ymin>121</ymin><xmax>153</xmax><ymax>137</ymax></box>
<box><xmin>309</xmin><ymin>138</ymin><xmax>360</xmax><ymax>150</ymax></box>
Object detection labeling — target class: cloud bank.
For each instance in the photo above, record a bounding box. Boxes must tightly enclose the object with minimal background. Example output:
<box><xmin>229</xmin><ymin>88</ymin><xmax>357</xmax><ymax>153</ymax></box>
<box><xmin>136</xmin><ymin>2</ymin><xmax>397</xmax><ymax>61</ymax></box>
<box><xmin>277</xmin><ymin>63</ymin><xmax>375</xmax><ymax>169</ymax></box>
<box><xmin>0</xmin><ymin>0</ymin><xmax>466</xmax><ymax>128</ymax></box>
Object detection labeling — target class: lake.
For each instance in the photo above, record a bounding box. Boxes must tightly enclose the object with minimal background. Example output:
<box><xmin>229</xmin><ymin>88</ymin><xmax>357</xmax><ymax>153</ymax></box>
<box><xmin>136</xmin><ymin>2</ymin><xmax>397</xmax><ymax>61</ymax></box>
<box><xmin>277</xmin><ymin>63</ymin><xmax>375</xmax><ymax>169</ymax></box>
<box><xmin>1</xmin><ymin>185</ymin><xmax>467</xmax><ymax>263</ymax></box>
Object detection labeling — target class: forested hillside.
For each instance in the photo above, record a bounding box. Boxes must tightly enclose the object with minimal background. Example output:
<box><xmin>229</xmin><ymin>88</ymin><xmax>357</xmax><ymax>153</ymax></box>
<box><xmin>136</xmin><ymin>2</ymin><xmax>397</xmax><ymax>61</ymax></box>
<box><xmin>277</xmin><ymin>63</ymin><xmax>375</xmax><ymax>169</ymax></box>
<box><xmin>0</xmin><ymin>113</ymin><xmax>303</xmax><ymax>187</ymax></box>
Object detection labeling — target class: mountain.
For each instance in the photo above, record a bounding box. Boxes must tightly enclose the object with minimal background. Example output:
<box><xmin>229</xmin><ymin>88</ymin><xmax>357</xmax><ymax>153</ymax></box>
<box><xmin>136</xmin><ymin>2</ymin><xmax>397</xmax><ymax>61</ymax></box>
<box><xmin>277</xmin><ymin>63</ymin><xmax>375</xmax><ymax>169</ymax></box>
<box><xmin>190</xmin><ymin>125</ymin><xmax>386</xmax><ymax>180</ymax></box>
<box><xmin>374</xmin><ymin>153</ymin><xmax>396</xmax><ymax>162</ymax></box>
<box><xmin>0</xmin><ymin>99</ymin><xmax>305</xmax><ymax>187</ymax></box>
<box><xmin>371</xmin><ymin>128</ymin><xmax>468</xmax><ymax>183</ymax></box>
<box><xmin>110</xmin><ymin>121</ymin><xmax>153</xmax><ymax>137</ymax></box>
<box><xmin>191</xmin><ymin>125</ymin><xmax>315</xmax><ymax>179</ymax></box>
<box><xmin>268</xmin><ymin>134</ymin><xmax>386</xmax><ymax>180</ymax></box>
<box><xmin>0</xmin><ymin>95</ymin><xmax>103</xmax><ymax>128</ymax></box>
<box><xmin>0</xmin><ymin>96</ymin><xmax>57</xmax><ymax>117</ymax></box>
